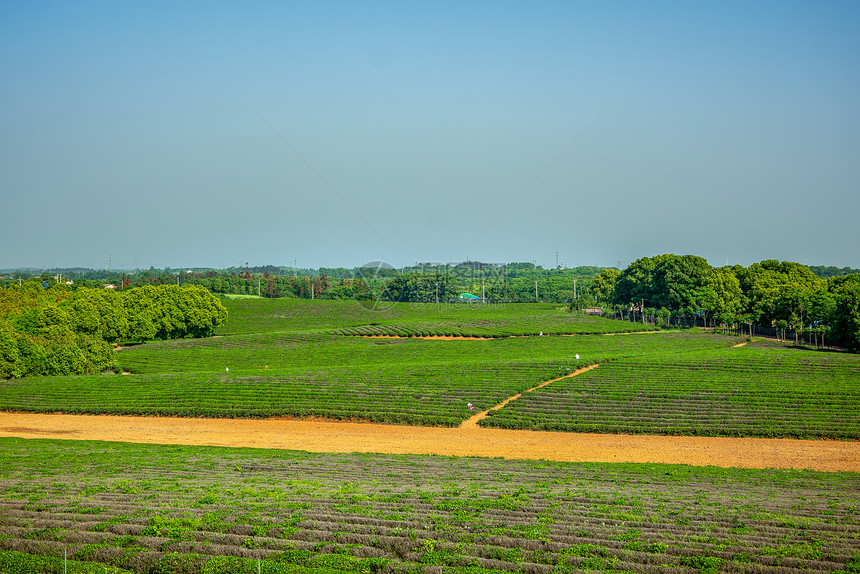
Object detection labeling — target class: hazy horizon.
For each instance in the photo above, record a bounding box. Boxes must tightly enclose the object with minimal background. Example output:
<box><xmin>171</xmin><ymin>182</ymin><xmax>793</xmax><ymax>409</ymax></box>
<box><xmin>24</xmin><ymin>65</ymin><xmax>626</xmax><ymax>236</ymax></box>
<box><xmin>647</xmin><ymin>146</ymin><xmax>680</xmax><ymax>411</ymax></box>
<box><xmin>3</xmin><ymin>2</ymin><xmax>858</xmax><ymax>271</ymax></box>
<box><xmin>2</xmin><ymin>254</ymin><xmax>857</xmax><ymax>275</ymax></box>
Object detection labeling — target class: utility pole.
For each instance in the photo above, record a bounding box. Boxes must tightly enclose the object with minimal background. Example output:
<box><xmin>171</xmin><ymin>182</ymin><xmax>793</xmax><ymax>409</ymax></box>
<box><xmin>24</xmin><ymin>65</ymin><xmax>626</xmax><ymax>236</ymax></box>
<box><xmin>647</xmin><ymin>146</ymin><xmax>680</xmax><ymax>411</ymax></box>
<box><xmin>535</xmin><ymin>281</ymin><xmax>538</xmax><ymax>302</ymax></box>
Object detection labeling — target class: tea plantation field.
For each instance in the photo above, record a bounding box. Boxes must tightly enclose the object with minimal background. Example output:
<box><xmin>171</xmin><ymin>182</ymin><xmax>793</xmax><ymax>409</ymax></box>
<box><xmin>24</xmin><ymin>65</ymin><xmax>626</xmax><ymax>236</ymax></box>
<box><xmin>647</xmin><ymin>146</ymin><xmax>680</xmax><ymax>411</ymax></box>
<box><xmin>215</xmin><ymin>299</ymin><xmax>659</xmax><ymax>337</ymax></box>
<box><xmin>0</xmin><ymin>331</ymin><xmax>739</xmax><ymax>427</ymax></box>
<box><xmin>2</xmin><ymin>298</ymin><xmax>859</xmax><ymax>437</ymax></box>
<box><xmin>0</xmin><ymin>439</ymin><xmax>858</xmax><ymax>574</ymax></box>
<box><xmin>481</xmin><ymin>339</ymin><xmax>860</xmax><ymax>439</ymax></box>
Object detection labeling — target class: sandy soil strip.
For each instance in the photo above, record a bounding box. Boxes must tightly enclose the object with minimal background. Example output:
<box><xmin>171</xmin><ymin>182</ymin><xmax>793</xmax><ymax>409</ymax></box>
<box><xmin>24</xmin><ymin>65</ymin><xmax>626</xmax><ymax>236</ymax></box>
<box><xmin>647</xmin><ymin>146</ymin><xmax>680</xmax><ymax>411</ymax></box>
<box><xmin>358</xmin><ymin>332</ymin><xmax>662</xmax><ymax>341</ymax></box>
<box><xmin>601</xmin><ymin>331</ymin><xmax>662</xmax><ymax>335</ymax></box>
<box><xmin>359</xmin><ymin>335</ymin><xmax>492</xmax><ymax>341</ymax></box>
<box><xmin>1</xmin><ymin>412</ymin><xmax>857</xmax><ymax>473</ymax></box>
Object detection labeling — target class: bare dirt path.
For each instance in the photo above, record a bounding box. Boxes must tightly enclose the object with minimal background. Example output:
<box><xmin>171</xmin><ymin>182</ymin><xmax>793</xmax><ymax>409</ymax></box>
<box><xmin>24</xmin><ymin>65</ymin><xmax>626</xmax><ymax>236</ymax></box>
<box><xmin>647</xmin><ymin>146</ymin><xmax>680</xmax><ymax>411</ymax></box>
<box><xmin>1</xmin><ymin>412</ymin><xmax>857</xmax><ymax>472</ymax></box>
<box><xmin>460</xmin><ymin>364</ymin><xmax>600</xmax><ymax>429</ymax></box>
<box><xmin>359</xmin><ymin>332</ymin><xmax>663</xmax><ymax>341</ymax></box>
<box><xmin>359</xmin><ymin>335</ymin><xmax>492</xmax><ymax>341</ymax></box>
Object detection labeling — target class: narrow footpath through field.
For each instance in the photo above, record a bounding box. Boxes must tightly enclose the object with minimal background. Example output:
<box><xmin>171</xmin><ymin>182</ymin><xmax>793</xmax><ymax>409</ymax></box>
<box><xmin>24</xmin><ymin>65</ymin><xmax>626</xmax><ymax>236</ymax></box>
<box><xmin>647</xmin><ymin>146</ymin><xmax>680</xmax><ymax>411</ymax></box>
<box><xmin>459</xmin><ymin>364</ymin><xmax>600</xmax><ymax>429</ymax></box>
<box><xmin>2</xmin><ymin>412</ymin><xmax>857</xmax><ymax>472</ymax></box>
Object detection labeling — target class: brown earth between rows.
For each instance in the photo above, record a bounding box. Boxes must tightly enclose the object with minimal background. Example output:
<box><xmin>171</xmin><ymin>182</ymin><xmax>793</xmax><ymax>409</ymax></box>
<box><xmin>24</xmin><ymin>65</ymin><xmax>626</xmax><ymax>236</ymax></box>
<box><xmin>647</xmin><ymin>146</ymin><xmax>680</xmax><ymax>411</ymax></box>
<box><xmin>459</xmin><ymin>364</ymin><xmax>601</xmax><ymax>429</ymax></box>
<box><xmin>1</xmin><ymin>412</ymin><xmax>857</xmax><ymax>472</ymax></box>
<box><xmin>360</xmin><ymin>335</ymin><xmax>492</xmax><ymax>340</ymax></box>
<box><xmin>358</xmin><ymin>332</ymin><xmax>662</xmax><ymax>340</ymax></box>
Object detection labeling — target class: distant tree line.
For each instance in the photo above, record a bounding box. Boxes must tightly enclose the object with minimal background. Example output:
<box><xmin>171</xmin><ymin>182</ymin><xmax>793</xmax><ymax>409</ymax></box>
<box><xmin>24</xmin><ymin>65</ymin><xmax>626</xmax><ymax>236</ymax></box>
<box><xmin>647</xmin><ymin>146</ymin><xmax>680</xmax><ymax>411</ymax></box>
<box><xmin>377</xmin><ymin>264</ymin><xmax>602</xmax><ymax>304</ymax></box>
<box><xmin>3</xmin><ymin>258</ymin><xmax>857</xmax><ymax>350</ymax></box>
<box><xmin>180</xmin><ymin>263</ymin><xmax>601</xmax><ymax>303</ymax></box>
<box><xmin>0</xmin><ymin>282</ymin><xmax>227</xmax><ymax>379</ymax></box>
<box><xmin>807</xmin><ymin>265</ymin><xmax>860</xmax><ymax>278</ymax></box>
<box><xmin>590</xmin><ymin>255</ymin><xmax>860</xmax><ymax>351</ymax></box>
<box><xmin>2</xmin><ymin>263</ymin><xmax>601</xmax><ymax>304</ymax></box>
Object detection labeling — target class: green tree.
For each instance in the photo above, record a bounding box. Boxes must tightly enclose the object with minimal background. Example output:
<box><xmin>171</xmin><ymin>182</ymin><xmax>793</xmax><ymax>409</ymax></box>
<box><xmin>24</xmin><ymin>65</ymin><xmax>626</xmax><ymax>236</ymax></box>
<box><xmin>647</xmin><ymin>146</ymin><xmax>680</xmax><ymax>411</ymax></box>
<box><xmin>0</xmin><ymin>321</ymin><xmax>25</xmax><ymax>379</ymax></box>
<box><xmin>613</xmin><ymin>254</ymin><xmax>712</xmax><ymax>319</ymax></box>
<box><xmin>741</xmin><ymin>260</ymin><xmax>822</xmax><ymax>324</ymax></box>
<box><xmin>174</xmin><ymin>285</ymin><xmax>229</xmax><ymax>337</ymax></box>
<box><xmin>591</xmin><ymin>269</ymin><xmax>619</xmax><ymax>306</ymax></box>
<box><xmin>121</xmin><ymin>286</ymin><xmax>161</xmax><ymax>341</ymax></box>
<box><xmin>652</xmin><ymin>254</ymin><xmax>713</xmax><ymax>312</ymax></box>
<box><xmin>66</xmin><ymin>289</ymin><xmax>129</xmax><ymax>342</ymax></box>
<box><xmin>831</xmin><ymin>275</ymin><xmax>860</xmax><ymax>351</ymax></box>
<box><xmin>74</xmin><ymin>333</ymin><xmax>115</xmax><ymax>373</ymax></box>
<box><xmin>121</xmin><ymin>285</ymin><xmax>227</xmax><ymax>340</ymax></box>
<box><xmin>66</xmin><ymin>298</ymin><xmax>100</xmax><ymax>335</ymax></box>
<box><xmin>42</xmin><ymin>333</ymin><xmax>89</xmax><ymax>375</ymax></box>
<box><xmin>613</xmin><ymin>255</ymin><xmax>666</xmax><ymax>308</ymax></box>
<box><xmin>702</xmin><ymin>267</ymin><xmax>744</xmax><ymax>326</ymax></box>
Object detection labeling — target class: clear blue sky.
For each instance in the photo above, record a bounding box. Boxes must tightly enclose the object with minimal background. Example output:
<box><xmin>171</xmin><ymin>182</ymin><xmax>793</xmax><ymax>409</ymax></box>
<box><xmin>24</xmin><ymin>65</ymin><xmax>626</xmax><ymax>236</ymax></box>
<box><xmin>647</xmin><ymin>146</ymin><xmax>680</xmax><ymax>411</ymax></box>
<box><xmin>2</xmin><ymin>1</ymin><xmax>858</xmax><ymax>270</ymax></box>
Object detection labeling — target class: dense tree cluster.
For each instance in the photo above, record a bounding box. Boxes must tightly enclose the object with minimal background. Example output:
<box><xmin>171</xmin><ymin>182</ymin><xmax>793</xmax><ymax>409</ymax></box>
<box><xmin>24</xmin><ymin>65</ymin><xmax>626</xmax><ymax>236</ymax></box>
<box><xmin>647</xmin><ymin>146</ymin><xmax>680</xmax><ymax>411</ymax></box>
<box><xmin>0</xmin><ymin>283</ymin><xmax>227</xmax><ymax>378</ymax></box>
<box><xmin>595</xmin><ymin>254</ymin><xmax>860</xmax><ymax>350</ymax></box>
